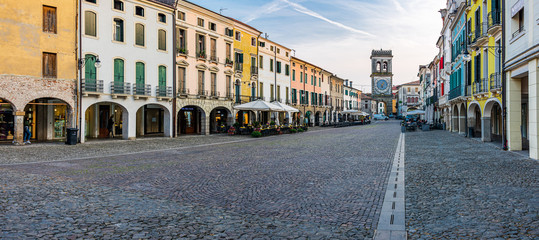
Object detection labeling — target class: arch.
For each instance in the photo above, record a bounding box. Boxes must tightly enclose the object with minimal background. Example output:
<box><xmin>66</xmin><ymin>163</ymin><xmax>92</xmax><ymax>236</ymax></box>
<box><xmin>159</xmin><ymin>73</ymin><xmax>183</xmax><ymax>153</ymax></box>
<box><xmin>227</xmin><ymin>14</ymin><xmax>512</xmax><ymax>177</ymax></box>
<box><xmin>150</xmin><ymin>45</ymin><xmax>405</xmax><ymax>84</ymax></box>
<box><xmin>376</xmin><ymin>61</ymin><xmax>381</xmax><ymax>72</ymax></box>
<box><xmin>136</xmin><ymin>103</ymin><xmax>171</xmax><ymax>137</ymax></box>
<box><xmin>459</xmin><ymin>103</ymin><xmax>466</xmax><ymax>134</ymax></box>
<box><xmin>483</xmin><ymin>98</ymin><xmax>502</xmax><ymax>118</ymax></box>
<box><xmin>178</xmin><ymin>105</ymin><xmax>206</xmax><ymax>135</ymax></box>
<box><xmin>467</xmin><ymin>102</ymin><xmax>482</xmax><ymax>137</ymax></box>
<box><xmin>452</xmin><ymin>104</ymin><xmax>459</xmax><ymax>132</ymax></box>
<box><xmin>83</xmin><ymin>101</ymin><xmax>129</xmax><ymax>140</ymax></box>
<box><xmin>0</xmin><ymin>98</ymin><xmax>15</xmax><ymax>141</ymax></box>
<box><xmin>209</xmin><ymin>107</ymin><xmax>233</xmax><ymax>133</ymax></box>
<box><xmin>23</xmin><ymin>98</ymin><xmax>74</xmax><ymax>142</ymax></box>
<box><xmin>315</xmin><ymin>111</ymin><xmax>321</xmax><ymax>126</ymax></box>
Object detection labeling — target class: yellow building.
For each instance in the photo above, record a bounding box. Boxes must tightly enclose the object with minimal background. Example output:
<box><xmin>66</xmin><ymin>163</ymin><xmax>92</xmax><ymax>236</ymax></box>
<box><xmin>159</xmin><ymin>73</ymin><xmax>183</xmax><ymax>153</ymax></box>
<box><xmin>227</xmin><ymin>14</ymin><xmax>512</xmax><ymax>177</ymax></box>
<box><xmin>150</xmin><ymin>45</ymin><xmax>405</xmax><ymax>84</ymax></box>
<box><xmin>229</xmin><ymin>18</ymin><xmax>261</xmax><ymax>124</ymax></box>
<box><xmin>0</xmin><ymin>0</ymin><xmax>78</xmax><ymax>144</ymax></box>
<box><xmin>465</xmin><ymin>0</ymin><xmax>503</xmax><ymax>142</ymax></box>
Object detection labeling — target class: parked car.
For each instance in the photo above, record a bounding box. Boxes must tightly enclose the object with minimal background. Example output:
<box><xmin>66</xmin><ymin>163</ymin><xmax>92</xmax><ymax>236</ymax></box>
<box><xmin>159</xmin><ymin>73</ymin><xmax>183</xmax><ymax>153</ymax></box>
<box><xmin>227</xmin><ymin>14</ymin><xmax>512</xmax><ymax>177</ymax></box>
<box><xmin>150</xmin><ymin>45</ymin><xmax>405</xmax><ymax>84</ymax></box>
<box><xmin>388</xmin><ymin>114</ymin><xmax>395</xmax><ymax>118</ymax></box>
<box><xmin>373</xmin><ymin>114</ymin><xmax>389</xmax><ymax>120</ymax></box>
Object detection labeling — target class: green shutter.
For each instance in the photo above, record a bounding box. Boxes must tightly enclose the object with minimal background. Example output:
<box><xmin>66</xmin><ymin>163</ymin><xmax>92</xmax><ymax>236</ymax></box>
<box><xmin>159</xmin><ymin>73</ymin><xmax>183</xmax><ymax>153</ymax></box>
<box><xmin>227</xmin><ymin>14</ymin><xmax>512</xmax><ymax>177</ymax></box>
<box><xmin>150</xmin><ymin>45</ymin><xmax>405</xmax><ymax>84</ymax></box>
<box><xmin>114</xmin><ymin>59</ymin><xmax>124</xmax><ymax>84</ymax></box>
<box><xmin>84</xmin><ymin>54</ymin><xmax>96</xmax><ymax>81</ymax></box>
<box><xmin>136</xmin><ymin>62</ymin><xmax>145</xmax><ymax>85</ymax></box>
<box><xmin>159</xmin><ymin>66</ymin><xmax>166</xmax><ymax>87</ymax></box>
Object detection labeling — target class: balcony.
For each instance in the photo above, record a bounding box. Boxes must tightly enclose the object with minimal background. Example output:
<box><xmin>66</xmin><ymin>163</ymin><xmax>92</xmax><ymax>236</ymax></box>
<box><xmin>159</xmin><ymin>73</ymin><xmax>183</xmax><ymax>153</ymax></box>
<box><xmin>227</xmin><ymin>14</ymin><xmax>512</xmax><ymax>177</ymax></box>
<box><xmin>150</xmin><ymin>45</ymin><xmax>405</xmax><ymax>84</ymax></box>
<box><xmin>251</xmin><ymin>66</ymin><xmax>258</xmax><ymax>76</ymax></box>
<box><xmin>489</xmin><ymin>72</ymin><xmax>501</xmax><ymax>93</ymax></box>
<box><xmin>196</xmin><ymin>51</ymin><xmax>206</xmax><ymax>61</ymax></box>
<box><xmin>176</xmin><ymin>48</ymin><xmax>188</xmax><ymax>57</ymax></box>
<box><xmin>476</xmin><ymin>23</ymin><xmax>489</xmax><ymax>45</ymax></box>
<box><xmin>210</xmin><ymin>90</ymin><xmax>219</xmax><ymax>99</ymax></box>
<box><xmin>156</xmin><ymin>86</ymin><xmax>172</xmax><ymax>100</ymax></box>
<box><xmin>209</xmin><ymin>52</ymin><xmax>218</xmax><ymax>64</ymax></box>
<box><xmin>512</xmin><ymin>26</ymin><xmax>524</xmax><ymax>39</ymax></box>
<box><xmin>233</xmin><ymin>95</ymin><xmax>261</xmax><ymax>105</ymax></box>
<box><xmin>111</xmin><ymin>82</ymin><xmax>131</xmax><ymax>98</ymax></box>
<box><xmin>487</xmin><ymin>10</ymin><xmax>501</xmax><ymax>35</ymax></box>
<box><xmin>449</xmin><ymin>85</ymin><xmax>462</xmax><ymax>100</ymax></box>
<box><xmin>225</xmin><ymin>92</ymin><xmax>234</xmax><ymax>100</ymax></box>
<box><xmin>235</xmin><ymin>63</ymin><xmax>243</xmax><ymax>72</ymax></box>
<box><xmin>133</xmin><ymin>83</ymin><xmax>151</xmax><ymax>99</ymax></box>
<box><xmin>82</xmin><ymin>79</ymin><xmax>103</xmax><ymax>96</ymax></box>
<box><xmin>178</xmin><ymin>88</ymin><xmax>189</xmax><ymax>98</ymax></box>
<box><xmin>198</xmin><ymin>89</ymin><xmax>208</xmax><ymax>98</ymax></box>
<box><xmin>465</xmin><ymin>0</ymin><xmax>472</xmax><ymax>11</ymax></box>
<box><xmin>225</xmin><ymin>58</ymin><xmax>233</xmax><ymax>67</ymax></box>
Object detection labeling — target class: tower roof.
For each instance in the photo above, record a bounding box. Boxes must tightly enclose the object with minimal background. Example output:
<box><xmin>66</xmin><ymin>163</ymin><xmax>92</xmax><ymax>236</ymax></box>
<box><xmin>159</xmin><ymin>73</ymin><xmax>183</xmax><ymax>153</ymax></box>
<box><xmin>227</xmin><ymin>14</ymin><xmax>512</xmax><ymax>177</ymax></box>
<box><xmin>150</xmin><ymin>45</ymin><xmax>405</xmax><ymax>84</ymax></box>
<box><xmin>371</xmin><ymin>49</ymin><xmax>393</xmax><ymax>57</ymax></box>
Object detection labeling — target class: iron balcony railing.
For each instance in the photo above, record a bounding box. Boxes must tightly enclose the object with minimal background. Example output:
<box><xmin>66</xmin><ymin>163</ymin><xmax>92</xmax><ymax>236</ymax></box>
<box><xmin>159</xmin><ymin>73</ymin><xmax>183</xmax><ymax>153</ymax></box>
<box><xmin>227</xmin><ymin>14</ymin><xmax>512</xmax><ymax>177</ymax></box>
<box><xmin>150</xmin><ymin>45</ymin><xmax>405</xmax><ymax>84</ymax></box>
<box><xmin>234</xmin><ymin>95</ymin><xmax>263</xmax><ymax>104</ymax></box>
<box><xmin>176</xmin><ymin>48</ymin><xmax>188</xmax><ymax>56</ymax></box>
<box><xmin>82</xmin><ymin>79</ymin><xmax>104</xmax><ymax>93</ymax></box>
<box><xmin>210</xmin><ymin>51</ymin><xmax>217</xmax><ymax>62</ymax></box>
<box><xmin>211</xmin><ymin>90</ymin><xmax>219</xmax><ymax>97</ymax></box>
<box><xmin>488</xmin><ymin>10</ymin><xmax>501</xmax><ymax>30</ymax></box>
<box><xmin>197</xmin><ymin>51</ymin><xmax>206</xmax><ymax>59</ymax></box>
<box><xmin>178</xmin><ymin>88</ymin><xmax>189</xmax><ymax>96</ymax></box>
<box><xmin>225</xmin><ymin>92</ymin><xmax>233</xmax><ymax>100</ymax></box>
<box><xmin>156</xmin><ymin>86</ymin><xmax>172</xmax><ymax>97</ymax></box>
<box><xmin>473</xmin><ymin>79</ymin><xmax>488</xmax><ymax>95</ymax></box>
<box><xmin>198</xmin><ymin>89</ymin><xmax>208</xmax><ymax>96</ymax></box>
<box><xmin>134</xmin><ymin>83</ymin><xmax>151</xmax><ymax>96</ymax></box>
<box><xmin>490</xmin><ymin>72</ymin><xmax>501</xmax><ymax>91</ymax></box>
<box><xmin>512</xmin><ymin>26</ymin><xmax>524</xmax><ymax>38</ymax></box>
<box><xmin>449</xmin><ymin>85</ymin><xmax>462</xmax><ymax>100</ymax></box>
<box><xmin>235</xmin><ymin>63</ymin><xmax>243</xmax><ymax>72</ymax></box>
<box><xmin>478</xmin><ymin>22</ymin><xmax>488</xmax><ymax>39</ymax></box>
<box><xmin>111</xmin><ymin>82</ymin><xmax>131</xmax><ymax>94</ymax></box>
<box><xmin>225</xmin><ymin>58</ymin><xmax>233</xmax><ymax>67</ymax></box>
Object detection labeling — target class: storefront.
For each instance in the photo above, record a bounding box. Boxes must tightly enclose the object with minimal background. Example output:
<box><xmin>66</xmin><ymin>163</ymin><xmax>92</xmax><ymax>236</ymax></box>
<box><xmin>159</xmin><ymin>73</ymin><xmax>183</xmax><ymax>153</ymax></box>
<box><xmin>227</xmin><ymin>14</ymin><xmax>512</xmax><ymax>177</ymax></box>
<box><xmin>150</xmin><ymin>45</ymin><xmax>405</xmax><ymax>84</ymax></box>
<box><xmin>210</xmin><ymin>108</ymin><xmax>230</xmax><ymax>133</ymax></box>
<box><xmin>179</xmin><ymin>106</ymin><xmax>204</xmax><ymax>135</ymax></box>
<box><xmin>144</xmin><ymin>105</ymin><xmax>164</xmax><ymax>135</ymax></box>
<box><xmin>85</xmin><ymin>103</ymin><xmax>124</xmax><ymax>139</ymax></box>
<box><xmin>0</xmin><ymin>99</ymin><xmax>14</xmax><ymax>141</ymax></box>
<box><xmin>24</xmin><ymin>98</ymin><xmax>70</xmax><ymax>142</ymax></box>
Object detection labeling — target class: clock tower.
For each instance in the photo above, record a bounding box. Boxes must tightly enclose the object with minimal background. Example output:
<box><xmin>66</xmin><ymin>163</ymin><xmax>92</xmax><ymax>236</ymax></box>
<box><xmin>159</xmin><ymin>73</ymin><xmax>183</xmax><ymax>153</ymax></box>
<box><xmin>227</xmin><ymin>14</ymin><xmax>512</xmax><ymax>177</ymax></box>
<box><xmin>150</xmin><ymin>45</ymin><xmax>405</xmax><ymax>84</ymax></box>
<box><xmin>370</xmin><ymin>49</ymin><xmax>393</xmax><ymax>115</ymax></box>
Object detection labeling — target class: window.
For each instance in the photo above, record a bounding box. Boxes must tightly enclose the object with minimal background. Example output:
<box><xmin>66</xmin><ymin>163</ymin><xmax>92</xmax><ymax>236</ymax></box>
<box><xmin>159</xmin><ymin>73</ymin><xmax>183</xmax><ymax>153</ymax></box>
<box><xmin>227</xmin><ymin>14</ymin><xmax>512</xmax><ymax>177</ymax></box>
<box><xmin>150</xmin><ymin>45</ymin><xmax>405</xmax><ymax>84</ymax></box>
<box><xmin>198</xmin><ymin>71</ymin><xmax>205</xmax><ymax>95</ymax></box>
<box><xmin>276</xmin><ymin>61</ymin><xmax>281</xmax><ymax>73</ymax></box>
<box><xmin>300</xmin><ymin>72</ymin><xmax>302</xmax><ymax>82</ymax></box>
<box><xmin>292</xmin><ymin>69</ymin><xmax>295</xmax><ymax>81</ymax></box>
<box><xmin>251</xmin><ymin>37</ymin><xmax>256</xmax><ymax>46</ymax></box>
<box><xmin>135</xmin><ymin>6</ymin><xmax>144</xmax><ymax>17</ymax></box>
<box><xmin>226</xmin><ymin>43</ymin><xmax>231</xmax><ymax>61</ymax></box>
<box><xmin>177</xmin><ymin>11</ymin><xmax>185</xmax><ymax>21</ymax></box>
<box><xmin>286</xmin><ymin>87</ymin><xmax>289</xmax><ymax>102</ymax></box>
<box><xmin>197</xmin><ymin>34</ymin><xmax>206</xmax><ymax>57</ymax></box>
<box><xmin>211</xmin><ymin>73</ymin><xmax>216</xmax><ymax>95</ymax></box>
<box><xmin>113</xmin><ymin>0</ymin><xmax>123</xmax><ymax>11</ymax></box>
<box><xmin>225</xmin><ymin>28</ymin><xmax>233</xmax><ymax>37</ymax></box>
<box><xmin>178</xmin><ymin>67</ymin><xmax>186</xmax><ymax>92</ymax></box>
<box><xmin>270</xmin><ymin>59</ymin><xmax>274</xmax><ymax>72</ymax></box>
<box><xmin>158</xmin><ymin>29</ymin><xmax>166</xmax><ymax>51</ymax></box>
<box><xmin>512</xmin><ymin>8</ymin><xmax>524</xmax><ymax>37</ymax></box>
<box><xmin>135</xmin><ymin>23</ymin><xmax>145</xmax><ymax>46</ymax></box>
<box><xmin>285</xmin><ymin>64</ymin><xmax>290</xmax><ymax>76</ymax></box>
<box><xmin>85</xmin><ymin>0</ymin><xmax>96</xmax><ymax>3</ymax></box>
<box><xmin>113</xmin><ymin>18</ymin><xmax>124</xmax><ymax>42</ymax></box>
<box><xmin>43</xmin><ymin>52</ymin><xmax>56</xmax><ymax>78</ymax></box>
<box><xmin>270</xmin><ymin>46</ymin><xmax>273</xmax><ymax>51</ymax></box>
<box><xmin>43</xmin><ymin>6</ymin><xmax>57</xmax><ymax>33</ymax></box>
<box><xmin>235</xmin><ymin>31</ymin><xmax>241</xmax><ymax>41</ymax></box>
<box><xmin>259</xmin><ymin>41</ymin><xmax>265</xmax><ymax>47</ymax></box>
<box><xmin>197</xmin><ymin>18</ymin><xmax>204</xmax><ymax>27</ymax></box>
<box><xmin>259</xmin><ymin>56</ymin><xmax>263</xmax><ymax>69</ymax></box>
<box><xmin>209</xmin><ymin>22</ymin><xmax>216</xmax><ymax>31</ymax></box>
<box><xmin>135</xmin><ymin>62</ymin><xmax>145</xmax><ymax>86</ymax></box>
<box><xmin>277</xmin><ymin>48</ymin><xmax>280</xmax><ymax>54</ymax></box>
<box><xmin>270</xmin><ymin>84</ymin><xmax>274</xmax><ymax>100</ymax></box>
<box><xmin>226</xmin><ymin>75</ymin><xmax>231</xmax><ymax>97</ymax></box>
<box><xmin>277</xmin><ymin>85</ymin><xmax>280</xmax><ymax>101</ymax></box>
<box><xmin>259</xmin><ymin>82</ymin><xmax>264</xmax><ymax>98</ymax></box>
<box><xmin>84</xmin><ymin>11</ymin><xmax>97</xmax><ymax>36</ymax></box>
<box><xmin>286</xmin><ymin>52</ymin><xmax>289</xmax><ymax>57</ymax></box>
<box><xmin>210</xmin><ymin>38</ymin><xmax>217</xmax><ymax>60</ymax></box>
<box><xmin>158</xmin><ymin>66</ymin><xmax>166</xmax><ymax>87</ymax></box>
<box><xmin>158</xmin><ymin>13</ymin><xmax>166</xmax><ymax>23</ymax></box>
<box><xmin>177</xmin><ymin>28</ymin><xmax>186</xmax><ymax>53</ymax></box>
<box><xmin>319</xmin><ymin>78</ymin><xmax>321</xmax><ymax>87</ymax></box>
<box><xmin>113</xmin><ymin>59</ymin><xmax>124</xmax><ymax>85</ymax></box>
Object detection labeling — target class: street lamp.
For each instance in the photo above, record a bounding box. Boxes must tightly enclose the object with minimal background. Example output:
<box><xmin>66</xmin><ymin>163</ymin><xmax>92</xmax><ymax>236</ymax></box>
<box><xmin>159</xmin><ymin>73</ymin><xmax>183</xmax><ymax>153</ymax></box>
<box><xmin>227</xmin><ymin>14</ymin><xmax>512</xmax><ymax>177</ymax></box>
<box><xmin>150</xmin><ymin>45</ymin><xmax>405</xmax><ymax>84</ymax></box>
<box><xmin>78</xmin><ymin>55</ymin><xmax>101</xmax><ymax>69</ymax></box>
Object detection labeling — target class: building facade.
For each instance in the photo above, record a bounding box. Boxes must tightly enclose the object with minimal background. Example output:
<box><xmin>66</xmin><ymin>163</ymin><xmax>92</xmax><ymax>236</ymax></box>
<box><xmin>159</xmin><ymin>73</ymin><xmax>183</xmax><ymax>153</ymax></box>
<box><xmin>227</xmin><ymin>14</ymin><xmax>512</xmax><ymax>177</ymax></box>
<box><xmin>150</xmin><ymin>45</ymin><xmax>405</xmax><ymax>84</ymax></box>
<box><xmin>80</xmin><ymin>0</ymin><xmax>174</xmax><ymax>142</ymax></box>
<box><xmin>504</xmin><ymin>0</ymin><xmax>538</xmax><ymax>160</ymax></box>
<box><xmin>0</xmin><ymin>0</ymin><xmax>78</xmax><ymax>144</ymax></box>
<box><xmin>175</xmin><ymin>1</ymin><xmax>235</xmax><ymax>135</ymax></box>
<box><xmin>396</xmin><ymin>81</ymin><xmax>421</xmax><ymax>117</ymax></box>
<box><xmin>330</xmin><ymin>74</ymin><xmax>345</xmax><ymax>122</ymax></box>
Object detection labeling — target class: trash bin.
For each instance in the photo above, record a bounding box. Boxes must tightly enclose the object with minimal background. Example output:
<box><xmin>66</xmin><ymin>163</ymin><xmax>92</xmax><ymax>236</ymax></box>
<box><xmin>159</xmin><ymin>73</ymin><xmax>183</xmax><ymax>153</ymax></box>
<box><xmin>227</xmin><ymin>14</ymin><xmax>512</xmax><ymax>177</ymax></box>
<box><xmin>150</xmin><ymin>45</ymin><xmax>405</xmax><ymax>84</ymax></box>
<box><xmin>401</xmin><ymin>125</ymin><xmax>406</xmax><ymax>133</ymax></box>
<box><xmin>66</xmin><ymin>128</ymin><xmax>78</xmax><ymax>145</ymax></box>
<box><xmin>442</xmin><ymin>123</ymin><xmax>446</xmax><ymax>131</ymax></box>
<box><xmin>468</xmin><ymin>127</ymin><xmax>474</xmax><ymax>138</ymax></box>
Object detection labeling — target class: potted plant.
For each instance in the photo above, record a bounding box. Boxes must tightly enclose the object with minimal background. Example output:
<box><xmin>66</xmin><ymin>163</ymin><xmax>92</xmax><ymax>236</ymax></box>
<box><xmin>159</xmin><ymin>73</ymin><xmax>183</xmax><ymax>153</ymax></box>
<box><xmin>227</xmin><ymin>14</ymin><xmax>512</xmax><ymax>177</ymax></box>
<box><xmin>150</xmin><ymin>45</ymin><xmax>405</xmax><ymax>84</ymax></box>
<box><xmin>251</xmin><ymin>131</ymin><xmax>262</xmax><ymax>138</ymax></box>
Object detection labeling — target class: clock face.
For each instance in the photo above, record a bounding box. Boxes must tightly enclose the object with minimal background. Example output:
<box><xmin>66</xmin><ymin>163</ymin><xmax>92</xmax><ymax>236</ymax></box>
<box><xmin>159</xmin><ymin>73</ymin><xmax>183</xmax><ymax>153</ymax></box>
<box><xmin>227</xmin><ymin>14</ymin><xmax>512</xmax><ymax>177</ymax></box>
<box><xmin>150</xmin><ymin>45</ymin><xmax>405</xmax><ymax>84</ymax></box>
<box><xmin>376</xmin><ymin>79</ymin><xmax>388</xmax><ymax>92</ymax></box>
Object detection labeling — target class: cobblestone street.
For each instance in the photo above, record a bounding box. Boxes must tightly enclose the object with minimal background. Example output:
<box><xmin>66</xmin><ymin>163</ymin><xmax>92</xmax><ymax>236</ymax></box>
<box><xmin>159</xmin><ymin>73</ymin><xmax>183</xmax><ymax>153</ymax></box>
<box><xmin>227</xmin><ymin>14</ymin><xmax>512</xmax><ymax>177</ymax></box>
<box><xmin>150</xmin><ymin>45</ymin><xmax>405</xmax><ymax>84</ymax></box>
<box><xmin>405</xmin><ymin>130</ymin><xmax>539</xmax><ymax>239</ymax></box>
<box><xmin>1</xmin><ymin>122</ymin><xmax>399</xmax><ymax>239</ymax></box>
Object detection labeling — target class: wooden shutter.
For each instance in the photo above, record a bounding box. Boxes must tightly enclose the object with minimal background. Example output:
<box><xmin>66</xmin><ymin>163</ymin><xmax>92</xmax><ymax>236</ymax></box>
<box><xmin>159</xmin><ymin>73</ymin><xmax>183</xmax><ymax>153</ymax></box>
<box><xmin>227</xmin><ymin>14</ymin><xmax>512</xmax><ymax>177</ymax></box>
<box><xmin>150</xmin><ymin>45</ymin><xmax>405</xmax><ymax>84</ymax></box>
<box><xmin>43</xmin><ymin>52</ymin><xmax>57</xmax><ymax>78</ymax></box>
<box><xmin>84</xmin><ymin>54</ymin><xmax>96</xmax><ymax>81</ymax></box>
<box><xmin>158</xmin><ymin>30</ymin><xmax>166</xmax><ymax>50</ymax></box>
<box><xmin>114</xmin><ymin>59</ymin><xmax>124</xmax><ymax>84</ymax></box>
<box><xmin>85</xmin><ymin>11</ymin><xmax>96</xmax><ymax>36</ymax></box>
<box><xmin>136</xmin><ymin>62</ymin><xmax>145</xmax><ymax>85</ymax></box>
<box><xmin>43</xmin><ymin>6</ymin><xmax>57</xmax><ymax>33</ymax></box>
<box><xmin>135</xmin><ymin>24</ymin><xmax>144</xmax><ymax>46</ymax></box>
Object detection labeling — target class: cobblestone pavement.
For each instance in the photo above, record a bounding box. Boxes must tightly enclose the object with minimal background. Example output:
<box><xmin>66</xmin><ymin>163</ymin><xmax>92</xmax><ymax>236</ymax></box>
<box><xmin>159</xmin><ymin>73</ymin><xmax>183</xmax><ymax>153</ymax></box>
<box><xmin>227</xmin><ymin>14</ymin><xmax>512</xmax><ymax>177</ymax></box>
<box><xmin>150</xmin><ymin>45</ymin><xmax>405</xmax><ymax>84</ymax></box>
<box><xmin>405</xmin><ymin>130</ymin><xmax>539</xmax><ymax>239</ymax></box>
<box><xmin>1</xmin><ymin>121</ymin><xmax>400</xmax><ymax>239</ymax></box>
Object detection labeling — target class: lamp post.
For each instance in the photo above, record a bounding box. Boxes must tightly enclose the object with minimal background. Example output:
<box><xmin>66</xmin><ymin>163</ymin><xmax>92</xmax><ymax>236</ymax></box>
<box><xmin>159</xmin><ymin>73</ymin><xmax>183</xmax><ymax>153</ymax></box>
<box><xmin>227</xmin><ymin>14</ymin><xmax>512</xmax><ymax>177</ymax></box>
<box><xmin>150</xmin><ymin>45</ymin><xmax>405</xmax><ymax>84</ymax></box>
<box><xmin>77</xmin><ymin>55</ymin><xmax>101</xmax><ymax>143</ymax></box>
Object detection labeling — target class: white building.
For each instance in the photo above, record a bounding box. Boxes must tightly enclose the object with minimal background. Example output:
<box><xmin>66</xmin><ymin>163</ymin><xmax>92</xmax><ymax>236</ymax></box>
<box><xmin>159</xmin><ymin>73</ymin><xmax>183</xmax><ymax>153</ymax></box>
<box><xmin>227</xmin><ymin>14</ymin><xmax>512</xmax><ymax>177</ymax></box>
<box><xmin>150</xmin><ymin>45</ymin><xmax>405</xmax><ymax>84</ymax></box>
<box><xmin>396</xmin><ymin>80</ymin><xmax>421</xmax><ymax>117</ymax></box>
<box><xmin>80</xmin><ymin>0</ymin><xmax>174</xmax><ymax>142</ymax></box>
<box><xmin>257</xmin><ymin>37</ymin><xmax>291</xmax><ymax>123</ymax></box>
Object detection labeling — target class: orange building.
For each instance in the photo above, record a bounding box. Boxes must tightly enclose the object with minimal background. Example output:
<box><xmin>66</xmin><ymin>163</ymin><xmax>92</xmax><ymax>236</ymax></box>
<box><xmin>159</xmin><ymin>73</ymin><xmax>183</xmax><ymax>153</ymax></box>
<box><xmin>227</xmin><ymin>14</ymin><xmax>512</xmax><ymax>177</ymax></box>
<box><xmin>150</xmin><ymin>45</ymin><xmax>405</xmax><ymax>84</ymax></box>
<box><xmin>290</xmin><ymin>57</ymin><xmax>330</xmax><ymax>126</ymax></box>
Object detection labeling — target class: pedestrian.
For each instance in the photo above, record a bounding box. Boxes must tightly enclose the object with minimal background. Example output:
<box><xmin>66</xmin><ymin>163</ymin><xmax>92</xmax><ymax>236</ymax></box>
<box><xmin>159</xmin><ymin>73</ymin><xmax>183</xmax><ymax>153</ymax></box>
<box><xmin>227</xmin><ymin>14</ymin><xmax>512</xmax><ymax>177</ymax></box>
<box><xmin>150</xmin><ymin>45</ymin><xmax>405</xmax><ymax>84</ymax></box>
<box><xmin>107</xmin><ymin>115</ymin><xmax>114</xmax><ymax>138</ymax></box>
<box><xmin>23</xmin><ymin>118</ymin><xmax>31</xmax><ymax>144</ymax></box>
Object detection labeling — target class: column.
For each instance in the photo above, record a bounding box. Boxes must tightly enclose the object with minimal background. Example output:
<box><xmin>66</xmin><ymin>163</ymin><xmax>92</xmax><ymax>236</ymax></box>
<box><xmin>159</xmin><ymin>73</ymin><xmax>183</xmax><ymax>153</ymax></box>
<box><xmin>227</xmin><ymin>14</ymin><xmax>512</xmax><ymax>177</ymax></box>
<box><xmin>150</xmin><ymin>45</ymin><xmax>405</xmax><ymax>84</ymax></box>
<box><xmin>481</xmin><ymin>117</ymin><xmax>491</xmax><ymax>142</ymax></box>
<box><xmin>528</xmin><ymin>60</ymin><xmax>538</xmax><ymax>160</ymax></box>
<box><xmin>202</xmin><ymin>114</ymin><xmax>209</xmax><ymax>135</ymax></box>
<box><xmin>13</xmin><ymin>111</ymin><xmax>24</xmax><ymax>145</ymax></box>
<box><xmin>163</xmin><ymin>108</ymin><xmax>172</xmax><ymax>138</ymax></box>
<box><xmin>506</xmin><ymin>72</ymin><xmax>522</xmax><ymax>151</ymax></box>
<box><xmin>126</xmin><ymin>109</ymin><xmax>136</xmax><ymax>140</ymax></box>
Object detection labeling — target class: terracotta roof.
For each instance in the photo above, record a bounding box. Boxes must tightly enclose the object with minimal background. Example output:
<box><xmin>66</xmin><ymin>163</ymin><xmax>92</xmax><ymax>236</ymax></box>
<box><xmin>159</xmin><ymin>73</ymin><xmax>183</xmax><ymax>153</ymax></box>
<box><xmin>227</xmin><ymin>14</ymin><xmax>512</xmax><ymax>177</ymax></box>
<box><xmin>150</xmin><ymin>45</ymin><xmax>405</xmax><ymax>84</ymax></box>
<box><xmin>397</xmin><ymin>80</ymin><xmax>420</xmax><ymax>87</ymax></box>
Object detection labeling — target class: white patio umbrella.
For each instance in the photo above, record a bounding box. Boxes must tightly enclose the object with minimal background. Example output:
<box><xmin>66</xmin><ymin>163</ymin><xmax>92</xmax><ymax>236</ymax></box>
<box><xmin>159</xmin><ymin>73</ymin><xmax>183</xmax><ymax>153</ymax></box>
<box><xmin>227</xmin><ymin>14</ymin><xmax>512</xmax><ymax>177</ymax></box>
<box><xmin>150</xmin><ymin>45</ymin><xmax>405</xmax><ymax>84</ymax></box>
<box><xmin>407</xmin><ymin>110</ymin><xmax>426</xmax><ymax>115</ymax></box>
<box><xmin>271</xmin><ymin>101</ymin><xmax>299</xmax><ymax>124</ymax></box>
<box><xmin>234</xmin><ymin>99</ymin><xmax>284</xmax><ymax>111</ymax></box>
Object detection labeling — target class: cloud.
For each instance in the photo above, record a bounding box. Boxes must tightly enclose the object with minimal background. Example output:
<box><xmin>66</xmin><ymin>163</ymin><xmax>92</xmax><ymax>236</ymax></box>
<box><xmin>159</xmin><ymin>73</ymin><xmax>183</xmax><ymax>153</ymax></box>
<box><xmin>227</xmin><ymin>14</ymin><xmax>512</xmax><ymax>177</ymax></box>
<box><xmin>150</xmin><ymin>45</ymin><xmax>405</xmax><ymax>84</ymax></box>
<box><xmin>244</xmin><ymin>0</ymin><xmax>374</xmax><ymax>38</ymax></box>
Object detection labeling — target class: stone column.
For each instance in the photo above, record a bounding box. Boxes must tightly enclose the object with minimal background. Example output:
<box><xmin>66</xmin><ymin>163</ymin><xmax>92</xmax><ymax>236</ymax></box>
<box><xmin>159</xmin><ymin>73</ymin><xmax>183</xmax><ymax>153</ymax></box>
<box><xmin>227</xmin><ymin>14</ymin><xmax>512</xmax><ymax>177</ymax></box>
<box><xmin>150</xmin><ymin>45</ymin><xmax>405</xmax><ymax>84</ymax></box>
<box><xmin>528</xmin><ymin>60</ymin><xmax>538</xmax><ymax>160</ymax></box>
<box><xmin>202</xmin><ymin>114</ymin><xmax>209</xmax><ymax>135</ymax></box>
<box><xmin>13</xmin><ymin>111</ymin><xmax>24</xmax><ymax>145</ymax></box>
<box><xmin>126</xmin><ymin>110</ymin><xmax>136</xmax><ymax>140</ymax></box>
<box><xmin>459</xmin><ymin>115</ymin><xmax>466</xmax><ymax>135</ymax></box>
<box><xmin>506</xmin><ymin>72</ymin><xmax>522</xmax><ymax>151</ymax></box>
<box><xmin>92</xmin><ymin>104</ymin><xmax>99</xmax><ymax>138</ymax></box>
<box><xmin>481</xmin><ymin>117</ymin><xmax>491</xmax><ymax>142</ymax></box>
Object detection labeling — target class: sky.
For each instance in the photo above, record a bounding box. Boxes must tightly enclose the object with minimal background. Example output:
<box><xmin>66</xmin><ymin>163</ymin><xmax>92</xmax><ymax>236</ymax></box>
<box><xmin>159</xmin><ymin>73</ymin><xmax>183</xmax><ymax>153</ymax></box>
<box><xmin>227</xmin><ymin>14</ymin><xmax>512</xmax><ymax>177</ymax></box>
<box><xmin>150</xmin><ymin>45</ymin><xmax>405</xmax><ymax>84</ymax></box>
<box><xmin>189</xmin><ymin>0</ymin><xmax>446</xmax><ymax>93</ymax></box>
